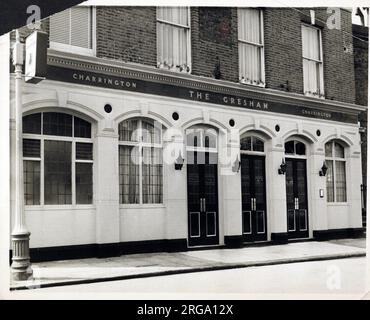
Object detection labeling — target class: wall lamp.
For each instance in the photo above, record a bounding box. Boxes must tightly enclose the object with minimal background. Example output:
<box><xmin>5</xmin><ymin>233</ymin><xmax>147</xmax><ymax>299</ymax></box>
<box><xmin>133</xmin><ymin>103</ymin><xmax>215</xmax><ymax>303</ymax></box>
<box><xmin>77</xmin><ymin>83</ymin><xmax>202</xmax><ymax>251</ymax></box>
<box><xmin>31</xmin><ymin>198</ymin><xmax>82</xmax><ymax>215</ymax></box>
<box><xmin>232</xmin><ymin>156</ymin><xmax>241</xmax><ymax>173</ymax></box>
<box><xmin>174</xmin><ymin>152</ymin><xmax>185</xmax><ymax>170</ymax></box>
<box><xmin>319</xmin><ymin>161</ymin><xmax>328</xmax><ymax>176</ymax></box>
<box><xmin>278</xmin><ymin>158</ymin><xmax>287</xmax><ymax>175</ymax></box>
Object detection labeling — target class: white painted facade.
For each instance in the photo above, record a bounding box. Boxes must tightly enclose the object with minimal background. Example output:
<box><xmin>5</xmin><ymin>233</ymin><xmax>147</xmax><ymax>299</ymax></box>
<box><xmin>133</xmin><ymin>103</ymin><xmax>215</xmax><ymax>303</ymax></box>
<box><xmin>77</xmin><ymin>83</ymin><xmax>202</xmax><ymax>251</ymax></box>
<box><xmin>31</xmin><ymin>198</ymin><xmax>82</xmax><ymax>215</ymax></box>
<box><xmin>9</xmin><ymin>58</ymin><xmax>364</xmax><ymax>251</ymax></box>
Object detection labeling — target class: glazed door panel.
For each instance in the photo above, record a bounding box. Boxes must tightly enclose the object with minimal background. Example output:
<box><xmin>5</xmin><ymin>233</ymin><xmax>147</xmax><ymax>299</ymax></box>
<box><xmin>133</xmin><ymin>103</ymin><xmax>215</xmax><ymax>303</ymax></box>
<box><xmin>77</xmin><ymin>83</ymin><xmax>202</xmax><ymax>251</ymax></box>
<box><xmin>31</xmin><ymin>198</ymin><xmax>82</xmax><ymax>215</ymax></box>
<box><xmin>187</xmin><ymin>151</ymin><xmax>219</xmax><ymax>246</ymax></box>
<box><xmin>241</xmin><ymin>155</ymin><xmax>267</xmax><ymax>242</ymax></box>
<box><xmin>285</xmin><ymin>158</ymin><xmax>309</xmax><ymax>239</ymax></box>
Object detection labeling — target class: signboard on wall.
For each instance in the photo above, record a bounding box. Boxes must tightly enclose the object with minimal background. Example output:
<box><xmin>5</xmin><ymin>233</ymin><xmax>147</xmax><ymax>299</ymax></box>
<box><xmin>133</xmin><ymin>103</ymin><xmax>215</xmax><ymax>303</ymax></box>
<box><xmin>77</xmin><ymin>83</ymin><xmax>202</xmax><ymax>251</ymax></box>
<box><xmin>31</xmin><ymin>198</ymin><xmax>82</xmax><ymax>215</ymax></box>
<box><xmin>45</xmin><ymin>65</ymin><xmax>359</xmax><ymax>125</ymax></box>
<box><xmin>25</xmin><ymin>30</ymin><xmax>48</xmax><ymax>83</ymax></box>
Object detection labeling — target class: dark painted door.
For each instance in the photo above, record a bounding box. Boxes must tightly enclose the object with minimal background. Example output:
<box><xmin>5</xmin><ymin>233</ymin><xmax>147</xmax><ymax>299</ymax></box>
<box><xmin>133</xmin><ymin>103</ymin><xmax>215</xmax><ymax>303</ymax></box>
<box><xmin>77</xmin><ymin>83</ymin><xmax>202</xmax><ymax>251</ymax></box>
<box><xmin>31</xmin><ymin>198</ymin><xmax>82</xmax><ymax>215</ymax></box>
<box><xmin>241</xmin><ymin>155</ymin><xmax>267</xmax><ymax>242</ymax></box>
<box><xmin>187</xmin><ymin>151</ymin><xmax>219</xmax><ymax>246</ymax></box>
<box><xmin>285</xmin><ymin>158</ymin><xmax>309</xmax><ymax>239</ymax></box>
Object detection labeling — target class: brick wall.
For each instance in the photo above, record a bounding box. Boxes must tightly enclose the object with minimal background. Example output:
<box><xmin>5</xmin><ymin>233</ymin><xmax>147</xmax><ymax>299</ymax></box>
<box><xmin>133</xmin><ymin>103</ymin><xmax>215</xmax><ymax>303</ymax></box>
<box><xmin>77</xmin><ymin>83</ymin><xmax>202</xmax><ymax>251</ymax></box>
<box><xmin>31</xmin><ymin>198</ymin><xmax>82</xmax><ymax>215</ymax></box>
<box><xmin>316</xmin><ymin>8</ymin><xmax>356</xmax><ymax>104</ymax></box>
<box><xmin>32</xmin><ymin>6</ymin><xmax>359</xmax><ymax>106</ymax></box>
<box><xmin>264</xmin><ymin>8</ymin><xmax>356</xmax><ymax>103</ymax></box>
<box><xmin>264</xmin><ymin>8</ymin><xmax>304</xmax><ymax>94</ymax></box>
<box><xmin>190</xmin><ymin>7</ymin><xmax>239</xmax><ymax>82</ymax></box>
<box><xmin>96</xmin><ymin>6</ymin><xmax>157</xmax><ymax>66</ymax></box>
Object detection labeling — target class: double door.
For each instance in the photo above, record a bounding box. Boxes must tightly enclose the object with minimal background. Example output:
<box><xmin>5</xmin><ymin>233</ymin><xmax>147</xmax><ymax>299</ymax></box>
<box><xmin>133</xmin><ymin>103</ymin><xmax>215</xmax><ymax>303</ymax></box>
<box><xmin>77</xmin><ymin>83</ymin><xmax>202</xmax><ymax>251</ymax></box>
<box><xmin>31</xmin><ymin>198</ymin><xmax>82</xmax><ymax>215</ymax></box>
<box><xmin>240</xmin><ymin>155</ymin><xmax>267</xmax><ymax>242</ymax></box>
<box><xmin>187</xmin><ymin>151</ymin><xmax>219</xmax><ymax>246</ymax></box>
<box><xmin>285</xmin><ymin>158</ymin><xmax>309</xmax><ymax>239</ymax></box>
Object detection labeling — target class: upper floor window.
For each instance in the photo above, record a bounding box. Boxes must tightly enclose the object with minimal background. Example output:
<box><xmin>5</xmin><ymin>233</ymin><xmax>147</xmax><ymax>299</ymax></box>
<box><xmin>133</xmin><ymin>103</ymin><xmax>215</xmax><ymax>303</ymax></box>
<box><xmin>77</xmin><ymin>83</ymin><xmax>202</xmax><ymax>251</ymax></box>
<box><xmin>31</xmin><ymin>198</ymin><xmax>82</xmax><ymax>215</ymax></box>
<box><xmin>302</xmin><ymin>24</ymin><xmax>324</xmax><ymax>98</ymax></box>
<box><xmin>238</xmin><ymin>8</ymin><xmax>265</xmax><ymax>86</ymax></box>
<box><xmin>157</xmin><ymin>7</ymin><xmax>191</xmax><ymax>73</ymax></box>
<box><xmin>22</xmin><ymin>112</ymin><xmax>93</xmax><ymax>206</ymax></box>
<box><xmin>118</xmin><ymin>118</ymin><xmax>164</xmax><ymax>205</ymax></box>
<box><xmin>50</xmin><ymin>6</ymin><xmax>94</xmax><ymax>56</ymax></box>
<box><xmin>325</xmin><ymin>140</ymin><xmax>347</xmax><ymax>202</ymax></box>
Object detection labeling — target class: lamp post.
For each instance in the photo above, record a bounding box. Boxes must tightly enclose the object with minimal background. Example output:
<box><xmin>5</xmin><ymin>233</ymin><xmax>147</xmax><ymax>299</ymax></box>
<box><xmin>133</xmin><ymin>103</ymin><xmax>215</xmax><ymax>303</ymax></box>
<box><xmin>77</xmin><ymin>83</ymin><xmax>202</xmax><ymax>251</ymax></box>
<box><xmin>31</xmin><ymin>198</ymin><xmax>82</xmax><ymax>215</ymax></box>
<box><xmin>11</xmin><ymin>29</ymin><xmax>32</xmax><ymax>281</ymax></box>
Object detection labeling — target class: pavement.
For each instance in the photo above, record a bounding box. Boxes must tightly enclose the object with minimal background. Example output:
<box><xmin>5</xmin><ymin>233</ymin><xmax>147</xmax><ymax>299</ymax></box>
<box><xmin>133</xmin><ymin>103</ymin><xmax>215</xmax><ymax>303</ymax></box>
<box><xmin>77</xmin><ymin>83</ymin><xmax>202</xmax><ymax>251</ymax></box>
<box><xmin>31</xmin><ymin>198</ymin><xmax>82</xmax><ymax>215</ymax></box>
<box><xmin>9</xmin><ymin>238</ymin><xmax>366</xmax><ymax>290</ymax></box>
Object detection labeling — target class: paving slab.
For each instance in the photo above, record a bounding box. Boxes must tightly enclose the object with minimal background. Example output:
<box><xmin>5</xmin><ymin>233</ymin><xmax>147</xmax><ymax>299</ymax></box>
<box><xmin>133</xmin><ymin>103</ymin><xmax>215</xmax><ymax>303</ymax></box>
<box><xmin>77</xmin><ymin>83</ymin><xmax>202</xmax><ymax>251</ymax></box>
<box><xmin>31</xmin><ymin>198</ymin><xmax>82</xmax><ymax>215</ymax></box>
<box><xmin>9</xmin><ymin>238</ymin><xmax>366</xmax><ymax>290</ymax></box>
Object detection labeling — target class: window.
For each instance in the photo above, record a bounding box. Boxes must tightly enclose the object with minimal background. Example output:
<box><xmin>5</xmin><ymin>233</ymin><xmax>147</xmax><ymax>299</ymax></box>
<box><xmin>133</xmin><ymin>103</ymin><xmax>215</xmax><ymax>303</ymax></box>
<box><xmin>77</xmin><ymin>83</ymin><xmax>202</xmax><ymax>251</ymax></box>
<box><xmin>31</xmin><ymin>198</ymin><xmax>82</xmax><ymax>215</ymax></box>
<box><xmin>238</xmin><ymin>8</ymin><xmax>265</xmax><ymax>86</ymax></box>
<box><xmin>157</xmin><ymin>7</ymin><xmax>191</xmax><ymax>73</ymax></box>
<box><xmin>50</xmin><ymin>6</ymin><xmax>94</xmax><ymax>55</ymax></box>
<box><xmin>302</xmin><ymin>24</ymin><xmax>324</xmax><ymax>98</ymax></box>
<box><xmin>240</xmin><ymin>136</ymin><xmax>264</xmax><ymax>152</ymax></box>
<box><xmin>22</xmin><ymin>112</ymin><xmax>93</xmax><ymax>205</ymax></box>
<box><xmin>118</xmin><ymin>118</ymin><xmax>164</xmax><ymax>204</ymax></box>
<box><xmin>186</xmin><ymin>126</ymin><xmax>218</xmax><ymax>165</ymax></box>
<box><xmin>325</xmin><ymin>140</ymin><xmax>347</xmax><ymax>202</ymax></box>
<box><xmin>284</xmin><ymin>140</ymin><xmax>306</xmax><ymax>156</ymax></box>
<box><xmin>186</xmin><ymin>126</ymin><xmax>217</xmax><ymax>150</ymax></box>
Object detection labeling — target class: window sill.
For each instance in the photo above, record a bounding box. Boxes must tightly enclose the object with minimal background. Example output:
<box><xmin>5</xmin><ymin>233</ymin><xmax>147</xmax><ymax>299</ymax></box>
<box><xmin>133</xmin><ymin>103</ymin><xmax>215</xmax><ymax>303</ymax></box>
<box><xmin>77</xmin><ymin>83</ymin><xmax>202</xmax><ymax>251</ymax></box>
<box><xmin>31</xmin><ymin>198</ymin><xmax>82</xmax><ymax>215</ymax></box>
<box><xmin>120</xmin><ymin>204</ymin><xmax>166</xmax><ymax>210</ymax></box>
<box><xmin>25</xmin><ymin>204</ymin><xmax>96</xmax><ymax>211</ymax></box>
<box><xmin>49</xmin><ymin>42</ymin><xmax>94</xmax><ymax>57</ymax></box>
<box><xmin>156</xmin><ymin>64</ymin><xmax>191</xmax><ymax>74</ymax></box>
<box><xmin>304</xmin><ymin>93</ymin><xmax>325</xmax><ymax>99</ymax></box>
<box><xmin>239</xmin><ymin>80</ymin><xmax>265</xmax><ymax>88</ymax></box>
<box><xmin>326</xmin><ymin>202</ymin><xmax>349</xmax><ymax>206</ymax></box>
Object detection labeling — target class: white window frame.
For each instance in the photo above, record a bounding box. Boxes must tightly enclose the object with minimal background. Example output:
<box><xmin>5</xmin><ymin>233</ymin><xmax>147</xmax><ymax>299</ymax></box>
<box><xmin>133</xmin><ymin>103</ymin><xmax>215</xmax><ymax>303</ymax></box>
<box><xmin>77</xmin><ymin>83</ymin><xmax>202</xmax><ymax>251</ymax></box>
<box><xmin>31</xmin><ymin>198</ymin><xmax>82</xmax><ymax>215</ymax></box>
<box><xmin>237</xmin><ymin>8</ymin><xmax>265</xmax><ymax>87</ymax></box>
<box><xmin>325</xmin><ymin>140</ymin><xmax>347</xmax><ymax>204</ymax></box>
<box><xmin>23</xmin><ymin>113</ymin><xmax>94</xmax><ymax>208</ymax></box>
<box><xmin>49</xmin><ymin>6</ymin><xmax>96</xmax><ymax>56</ymax></box>
<box><xmin>156</xmin><ymin>6</ymin><xmax>192</xmax><ymax>73</ymax></box>
<box><xmin>302</xmin><ymin>23</ymin><xmax>324</xmax><ymax>98</ymax></box>
<box><xmin>284</xmin><ymin>139</ymin><xmax>307</xmax><ymax>159</ymax></box>
<box><xmin>185</xmin><ymin>126</ymin><xmax>218</xmax><ymax>154</ymax></box>
<box><xmin>240</xmin><ymin>134</ymin><xmax>266</xmax><ymax>155</ymax></box>
<box><xmin>118</xmin><ymin>119</ymin><xmax>165</xmax><ymax>206</ymax></box>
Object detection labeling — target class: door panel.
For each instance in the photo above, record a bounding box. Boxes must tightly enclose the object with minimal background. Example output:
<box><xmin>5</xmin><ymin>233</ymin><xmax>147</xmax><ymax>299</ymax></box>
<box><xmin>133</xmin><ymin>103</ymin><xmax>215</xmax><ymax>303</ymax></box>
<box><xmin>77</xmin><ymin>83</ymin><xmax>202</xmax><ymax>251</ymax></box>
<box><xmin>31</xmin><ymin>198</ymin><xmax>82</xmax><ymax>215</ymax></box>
<box><xmin>187</xmin><ymin>151</ymin><xmax>219</xmax><ymax>246</ymax></box>
<box><xmin>285</xmin><ymin>158</ymin><xmax>309</xmax><ymax>239</ymax></box>
<box><xmin>190</xmin><ymin>212</ymin><xmax>200</xmax><ymax>237</ymax></box>
<box><xmin>241</xmin><ymin>155</ymin><xmax>267</xmax><ymax>242</ymax></box>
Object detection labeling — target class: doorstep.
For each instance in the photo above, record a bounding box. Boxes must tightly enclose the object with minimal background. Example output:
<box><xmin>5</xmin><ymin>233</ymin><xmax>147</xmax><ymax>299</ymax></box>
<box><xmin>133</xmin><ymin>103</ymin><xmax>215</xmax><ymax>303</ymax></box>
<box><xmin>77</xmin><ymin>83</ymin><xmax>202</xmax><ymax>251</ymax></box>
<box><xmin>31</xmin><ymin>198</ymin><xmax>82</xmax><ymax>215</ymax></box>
<box><xmin>9</xmin><ymin>238</ymin><xmax>366</xmax><ymax>291</ymax></box>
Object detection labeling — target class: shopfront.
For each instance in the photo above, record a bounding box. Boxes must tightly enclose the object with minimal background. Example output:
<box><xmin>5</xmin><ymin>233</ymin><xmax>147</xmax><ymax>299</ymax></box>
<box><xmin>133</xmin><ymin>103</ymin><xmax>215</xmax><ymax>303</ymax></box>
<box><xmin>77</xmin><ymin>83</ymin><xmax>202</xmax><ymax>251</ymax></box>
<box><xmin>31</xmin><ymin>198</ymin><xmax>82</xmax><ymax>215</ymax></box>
<box><xmin>10</xmin><ymin>51</ymin><xmax>365</xmax><ymax>260</ymax></box>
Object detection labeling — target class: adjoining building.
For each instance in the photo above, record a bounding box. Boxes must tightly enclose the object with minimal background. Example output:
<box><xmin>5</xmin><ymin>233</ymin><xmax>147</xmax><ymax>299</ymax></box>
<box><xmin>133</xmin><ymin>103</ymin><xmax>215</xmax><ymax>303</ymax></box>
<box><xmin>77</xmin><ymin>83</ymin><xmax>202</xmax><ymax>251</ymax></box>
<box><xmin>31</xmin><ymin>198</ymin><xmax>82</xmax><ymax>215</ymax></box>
<box><xmin>352</xmin><ymin>22</ymin><xmax>368</xmax><ymax>228</ymax></box>
<box><xmin>9</xmin><ymin>6</ymin><xmax>367</xmax><ymax>261</ymax></box>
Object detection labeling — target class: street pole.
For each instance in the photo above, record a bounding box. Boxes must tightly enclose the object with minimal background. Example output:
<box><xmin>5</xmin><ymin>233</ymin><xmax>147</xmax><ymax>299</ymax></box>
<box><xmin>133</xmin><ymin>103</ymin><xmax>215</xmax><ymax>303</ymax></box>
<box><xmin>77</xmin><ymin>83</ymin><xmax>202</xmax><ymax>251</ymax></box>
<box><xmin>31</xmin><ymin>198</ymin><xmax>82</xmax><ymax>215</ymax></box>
<box><xmin>11</xmin><ymin>29</ymin><xmax>32</xmax><ymax>281</ymax></box>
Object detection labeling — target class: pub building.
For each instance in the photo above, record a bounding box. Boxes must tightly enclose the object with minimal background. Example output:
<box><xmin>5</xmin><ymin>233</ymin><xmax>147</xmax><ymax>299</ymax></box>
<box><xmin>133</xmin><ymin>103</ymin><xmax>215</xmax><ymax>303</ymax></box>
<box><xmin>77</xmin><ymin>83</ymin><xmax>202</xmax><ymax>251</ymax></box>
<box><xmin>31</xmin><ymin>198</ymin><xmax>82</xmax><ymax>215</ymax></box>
<box><xmin>9</xmin><ymin>6</ymin><xmax>366</xmax><ymax>260</ymax></box>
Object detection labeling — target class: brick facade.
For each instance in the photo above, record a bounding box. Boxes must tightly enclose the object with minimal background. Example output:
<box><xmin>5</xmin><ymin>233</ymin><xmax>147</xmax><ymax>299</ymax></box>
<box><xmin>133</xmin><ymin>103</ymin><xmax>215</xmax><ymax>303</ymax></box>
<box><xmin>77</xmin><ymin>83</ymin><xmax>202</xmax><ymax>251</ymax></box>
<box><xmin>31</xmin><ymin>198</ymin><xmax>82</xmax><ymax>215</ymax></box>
<box><xmin>317</xmin><ymin>8</ymin><xmax>356</xmax><ymax>104</ymax></box>
<box><xmin>16</xmin><ymin>7</ymin><xmax>362</xmax><ymax>106</ymax></box>
<box><xmin>264</xmin><ymin>8</ymin><xmax>356</xmax><ymax>103</ymax></box>
<box><xmin>96</xmin><ymin>6</ymin><xmax>157</xmax><ymax>66</ymax></box>
<box><xmin>93</xmin><ymin>7</ymin><xmax>358</xmax><ymax>105</ymax></box>
<box><xmin>263</xmin><ymin>8</ymin><xmax>304</xmax><ymax>94</ymax></box>
<box><xmin>190</xmin><ymin>7</ymin><xmax>239</xmax><ymax>82</ymax></box>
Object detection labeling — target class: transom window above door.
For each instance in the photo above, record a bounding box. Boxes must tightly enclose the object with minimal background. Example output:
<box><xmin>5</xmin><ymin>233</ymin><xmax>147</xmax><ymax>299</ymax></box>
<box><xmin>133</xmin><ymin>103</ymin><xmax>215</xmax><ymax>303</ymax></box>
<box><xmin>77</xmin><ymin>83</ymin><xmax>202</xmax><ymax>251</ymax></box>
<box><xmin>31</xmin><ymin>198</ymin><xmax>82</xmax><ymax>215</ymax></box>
<box><xmin>285</xmin><ymin>140</ymin><xmax>306</xmax><ymax>156</ymax></box>
<box><xmin>240</xmin><ymin>135</ymin><xmax>264</xmax><ymax>152</ymax></box>
<box><xmin>186</xmin><ymin>126</ymin><xmax>218</xmax><ymax>151</ymax></box>
<box><xmin>157</xmin><ymin>7</ymin><xmax>191</xmax><ymax>73</ymax></box>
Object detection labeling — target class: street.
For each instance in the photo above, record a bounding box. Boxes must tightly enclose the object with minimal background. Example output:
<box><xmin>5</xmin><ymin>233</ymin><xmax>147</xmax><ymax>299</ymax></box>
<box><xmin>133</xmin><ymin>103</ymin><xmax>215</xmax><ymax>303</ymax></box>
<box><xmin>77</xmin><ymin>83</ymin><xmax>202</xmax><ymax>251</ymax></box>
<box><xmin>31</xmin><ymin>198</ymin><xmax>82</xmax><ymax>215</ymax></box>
<box><xmin>20</xmin><ymin>257</ymin><xmax>368</xmax><ymax>299</ymax></box>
